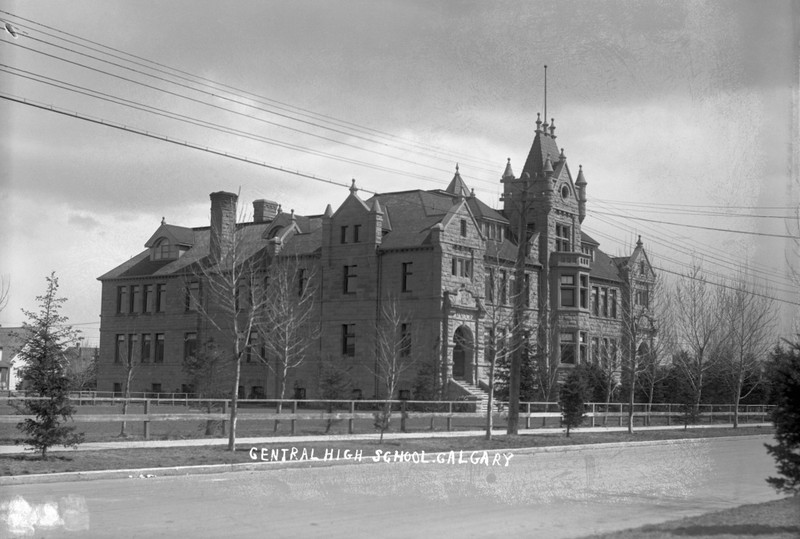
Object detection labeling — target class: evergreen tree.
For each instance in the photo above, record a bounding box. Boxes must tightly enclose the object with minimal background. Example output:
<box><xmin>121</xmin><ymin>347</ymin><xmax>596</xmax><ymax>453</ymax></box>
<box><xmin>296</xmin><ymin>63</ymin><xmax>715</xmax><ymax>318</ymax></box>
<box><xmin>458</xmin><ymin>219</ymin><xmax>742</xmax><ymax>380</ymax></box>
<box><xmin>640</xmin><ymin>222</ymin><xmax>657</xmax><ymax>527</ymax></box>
<box><xmin>764</xmin><ymin>338</ymin><xmax>800</xmax><ymax>494</ymax></box>
<box><xmin>559</xmin><ymin>369</ymin><xmax>587</xmax><ymax>437</ymax></box>
<box><xmin>15</xmin><ymin>273</ymin><xmax>84</xmax><ymax>459</ymax></box>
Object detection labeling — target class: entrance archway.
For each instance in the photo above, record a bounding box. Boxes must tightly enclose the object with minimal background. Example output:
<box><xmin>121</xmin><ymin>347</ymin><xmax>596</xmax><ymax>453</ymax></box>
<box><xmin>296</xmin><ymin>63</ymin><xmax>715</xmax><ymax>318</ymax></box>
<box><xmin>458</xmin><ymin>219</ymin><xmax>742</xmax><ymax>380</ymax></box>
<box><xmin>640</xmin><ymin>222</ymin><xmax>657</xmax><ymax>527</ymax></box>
<box><xmin>452</xmin><ymin>326</ymin><xmax>473</xmax><ymax>380</ymax></box>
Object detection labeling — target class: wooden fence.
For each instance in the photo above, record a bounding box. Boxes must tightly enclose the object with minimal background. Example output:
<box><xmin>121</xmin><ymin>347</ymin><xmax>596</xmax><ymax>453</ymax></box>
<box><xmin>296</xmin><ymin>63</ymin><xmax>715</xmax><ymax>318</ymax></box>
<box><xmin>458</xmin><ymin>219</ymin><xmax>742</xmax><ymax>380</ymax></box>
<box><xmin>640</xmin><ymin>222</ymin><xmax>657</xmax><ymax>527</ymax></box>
<box><xmin>0</xmin><ymin>396</ymin><xmax>774</xmax><ymax>440</ymax></box>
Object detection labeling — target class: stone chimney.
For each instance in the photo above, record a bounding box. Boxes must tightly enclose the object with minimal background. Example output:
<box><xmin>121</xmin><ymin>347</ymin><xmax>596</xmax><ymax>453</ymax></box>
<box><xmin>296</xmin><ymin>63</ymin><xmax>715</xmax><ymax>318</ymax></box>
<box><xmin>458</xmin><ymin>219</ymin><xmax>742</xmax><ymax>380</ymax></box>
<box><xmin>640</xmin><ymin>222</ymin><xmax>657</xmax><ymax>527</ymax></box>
<box><xmin>253</xmin><ymin>199</ymin><xmax>279</xmax><ymax>223</ymax></box>
<box><xmin>210</xmin><ymin>191</ymin><xmax>238</xmax><ymax>263</ymax></box>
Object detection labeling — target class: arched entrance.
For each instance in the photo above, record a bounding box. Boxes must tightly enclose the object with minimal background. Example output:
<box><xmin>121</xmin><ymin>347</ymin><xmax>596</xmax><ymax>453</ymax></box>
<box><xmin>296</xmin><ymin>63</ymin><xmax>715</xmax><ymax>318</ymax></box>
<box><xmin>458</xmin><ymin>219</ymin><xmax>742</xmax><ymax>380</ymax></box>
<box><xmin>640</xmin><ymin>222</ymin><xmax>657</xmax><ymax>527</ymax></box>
<box><xmin>452</xmin><ymin>326</ymin><xmax>473</xmax><ymax>380</ymax></box>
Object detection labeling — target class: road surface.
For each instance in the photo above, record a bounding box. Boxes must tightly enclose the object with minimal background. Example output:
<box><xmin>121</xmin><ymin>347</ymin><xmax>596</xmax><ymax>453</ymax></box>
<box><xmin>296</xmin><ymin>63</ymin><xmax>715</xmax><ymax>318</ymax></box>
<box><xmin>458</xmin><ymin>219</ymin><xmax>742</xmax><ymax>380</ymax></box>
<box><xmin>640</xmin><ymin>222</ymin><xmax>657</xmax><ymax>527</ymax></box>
<box><xmin>0</xmin><ymin>435</ymin><xmax>785</xmax><ymax>538</ymax></box>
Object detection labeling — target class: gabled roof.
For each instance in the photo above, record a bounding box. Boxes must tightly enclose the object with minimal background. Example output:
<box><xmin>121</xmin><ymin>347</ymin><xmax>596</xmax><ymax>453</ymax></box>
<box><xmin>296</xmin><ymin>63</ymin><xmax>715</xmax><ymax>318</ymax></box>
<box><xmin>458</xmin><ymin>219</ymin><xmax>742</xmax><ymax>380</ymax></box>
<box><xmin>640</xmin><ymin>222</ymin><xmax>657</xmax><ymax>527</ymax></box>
<box><xmin>444</xmin><ymin>166</ymin><xmax>471</xmax><ymax>198</ymax></box>
<box><xmin>144</xmin><ymin>223</ymin><xmax>195</xmax><ymax>248</ymax></box>
<box><xmin>467</xmin><ymin>197</ymin><xmax>507</xmax><ymax>223</ymax></box>
<box><xmin>98</xmin><ymin>222</ymin><xmax>273</xmax><ymax>280</ymax></box>
<box><xmin>591</xmin><ymin>248</ymin><xmax>624</xmax><ymax>283</ymax></box>
<box><xmin>580</xmin><ymin>231</ymin><xmax>601</xmax><ymax>247</ymax></box>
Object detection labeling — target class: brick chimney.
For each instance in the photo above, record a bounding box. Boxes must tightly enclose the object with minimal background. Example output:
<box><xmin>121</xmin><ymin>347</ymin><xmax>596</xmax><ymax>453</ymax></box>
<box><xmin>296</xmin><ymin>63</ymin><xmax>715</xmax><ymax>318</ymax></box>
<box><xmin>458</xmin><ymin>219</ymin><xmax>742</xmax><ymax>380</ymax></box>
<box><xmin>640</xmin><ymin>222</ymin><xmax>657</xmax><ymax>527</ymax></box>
<box><xmin>210</xmin><ymin>191</ymin><xmax>238</xmax><ymax>264</ymax></box>
<box><xmin>253</xmin><ymin>199</ymin><xmax>279</xmax><ymax>223</ymax></box>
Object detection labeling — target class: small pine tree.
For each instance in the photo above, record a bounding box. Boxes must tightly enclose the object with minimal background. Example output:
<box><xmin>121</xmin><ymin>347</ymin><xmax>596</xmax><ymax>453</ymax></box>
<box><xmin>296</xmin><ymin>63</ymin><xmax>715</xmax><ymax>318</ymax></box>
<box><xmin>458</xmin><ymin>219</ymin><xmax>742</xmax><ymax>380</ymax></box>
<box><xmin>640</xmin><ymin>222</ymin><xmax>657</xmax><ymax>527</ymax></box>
<box><xmin>764</xmin><ymin>338</ymin><xmax>800</xmax><ymax>494</ymax></box>
<box><xmin>559</xmin><ymin>370</ymin><xmax>587</xmax><ymax>437</ymax></box>
<box><xmin>16</xmin><ymin>273</ymin><xmax>84</xmax><ymax>459</ymax></box>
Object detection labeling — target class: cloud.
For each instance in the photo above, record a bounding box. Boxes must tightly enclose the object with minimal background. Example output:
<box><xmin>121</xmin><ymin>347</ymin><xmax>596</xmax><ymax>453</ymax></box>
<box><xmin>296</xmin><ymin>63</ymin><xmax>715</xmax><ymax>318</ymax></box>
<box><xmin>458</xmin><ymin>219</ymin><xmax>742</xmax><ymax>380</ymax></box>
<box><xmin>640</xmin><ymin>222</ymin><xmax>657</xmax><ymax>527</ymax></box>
<box><xmin>67</xmin><ymin>213</ymin><xmax>101</xmax><ymax>231</ymax></box>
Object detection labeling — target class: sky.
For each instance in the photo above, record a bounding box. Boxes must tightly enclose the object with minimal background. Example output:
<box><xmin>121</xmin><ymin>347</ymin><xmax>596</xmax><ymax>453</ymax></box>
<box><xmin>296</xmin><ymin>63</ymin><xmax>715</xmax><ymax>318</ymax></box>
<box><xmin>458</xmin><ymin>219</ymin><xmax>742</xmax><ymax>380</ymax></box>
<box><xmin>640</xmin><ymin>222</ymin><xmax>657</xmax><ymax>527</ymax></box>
<box><xmin>1</xmin><ymin>0</ymin><xmax>798</xmax><ymax>343</ymax></box>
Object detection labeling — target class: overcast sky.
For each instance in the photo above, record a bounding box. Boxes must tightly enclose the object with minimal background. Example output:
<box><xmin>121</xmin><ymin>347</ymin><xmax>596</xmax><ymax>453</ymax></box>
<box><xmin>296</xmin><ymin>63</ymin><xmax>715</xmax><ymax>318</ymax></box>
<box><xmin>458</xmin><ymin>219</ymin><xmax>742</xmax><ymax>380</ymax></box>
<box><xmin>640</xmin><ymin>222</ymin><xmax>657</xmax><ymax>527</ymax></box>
<box><xmin>1</xmin><ymin>0</ymin><xmax>798</xmax><ymax>342</ymax></box>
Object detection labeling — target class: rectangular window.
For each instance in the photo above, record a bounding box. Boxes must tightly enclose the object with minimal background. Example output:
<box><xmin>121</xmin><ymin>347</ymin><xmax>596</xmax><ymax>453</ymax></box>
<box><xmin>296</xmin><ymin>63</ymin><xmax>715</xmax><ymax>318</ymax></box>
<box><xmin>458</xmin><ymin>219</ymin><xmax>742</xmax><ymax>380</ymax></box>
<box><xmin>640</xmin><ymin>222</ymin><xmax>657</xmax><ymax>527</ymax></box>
<box><xmin>156</xmin><ymin>284</ymin><xmax>166</xmax><ymax>313</ymax></box>
<box><xmin>485</xmin><ymin>327</ymin><xmax>496</xmax><ymax>364</ymax></box>
<box><xmin>602</xmin><ymin>338</ymin><xmax>610</xmax><ymax>370</ymax></box>
<box><xmin>560</xmin><ymin>332</ymin><xmax>576</xmax><ymax>364</ymax></box>
<box><xmin>340</xmin><ymin>226</ymin><xmax>348</xmax><ymax>244</ymax></box>
<box><xmin>115</xmin><ymin>334</ymin><xmax>125</xmax><ymax>363</ymax></box>
<box><xmin>353</xmin><ymin>224</ymin><xmax>361</xmax><ymax>243</ymax></box>
<box><xmin>151</xmin><ymin>383</ymin><xmax>162</xmax><ymax>394</ymax></box>
<box><xmin>610</xmin><ymin>339</ymin><xmax>618</xmax><ymax>370</ymax></box>
<box><xmin>460</xmin><ymin>219</ymin><xmax>467</xmax><ymax>237</ymax></box>
<box><xmin>401</xmin><ymin>262</ymin><xmax>413</xmax><ymax>292</ymax></box>
<box><xmin>556</xmin><ymin>223</ymin><xmax>571</xmax><ymax>252</ymax></box>
<box><xmin>485</xmin><ymin>267</ymin><xmax>495</xmax><ymax>303</ymax></box>
<box><xmin>636</xmin><ymin>287</ymin><xmax>650</xmax><ymax>308</ymax></box>
<box><xmin>400</xmin><ymin>323</ymin><xmax>411</xmax><ymax>357</ymax></box>
<box><xmin>184</xmin><ymin>332</ymin><xmax>197</xmax><ymax>360</ymax></box>
<box><xmin>141</xmin><ymin>334</ymin><xmax>152</xmax><ymax>363</ymax></box>
<box><xmin>142</xmin><ymin>284</ymin><xmax>154</xmax><ymax>313</ymax></box>
<box><xmin>579</xmin><ymin>332</ymin><xmax>588</xmax><ymax>364</ymax></box>
<box><xmin>342</xmin><ymin>324</ymin><xmax>355</xmax><ymax>356</ymax></box>
<box><xmin>116</xmin><ymin>286</ymin><xmax>128</xmax><ymax>314</ymax></box>
<box><xmin>298</xmin><ymin>269</ymin><xmax>307</xmax><ymax>297</ymax></box>
<box><xmin>560</xmin><ymin>275</ymin><xmax>576</xmax><ymax>307</ymax></box>
<box><xmin>592</xmin><ymin>287</ymin><xmax>600</xmax><ymax>316</ymax></box>
<box><xmin>126</xmin><ymin>334</ymin><xmax>138</xmax><ymax>365</ymax></box>
<box><xmin>579</xmin><ymin>275</ymin><xmax>589</xmax><ymax>309</ymax></box>
<box><xmin>185</xmin><ymin>281</ymin><xmax>200</xmax><ymax>311</ymax></box>
<box><xmin>451</xmin><ymin>257</ymin><xmax>471</xmax><ymax>278</ymax></box>
<box><xmin>525</xmin><ymin>273</ymin><xmax>531</xmax><ymax>307</ymax></box>
<box><xmin>113</xmin><ymin>382</ymin><xmax>122</xmax><ymax>396</ymax></box>
<box><xmin>130</xmin><ymin>285</ymin><xmax>141</xmax><ymax>314</ymax></box>
<box><xmin>154</xmin><ymin>333</ymin><xmax>165</xmax><ymax>363</ymax></box>
<box><xmin>344</xmin><ymin>265</ymin><xmax>357</xmax><ymax>294</ymax></box>
<box><xmin>602</xmin><ymin>288</ymin><xmax>609</xmax><ymax>317</ymax></box>
<box><xmin>610</xmin><ymin>289</ymin><xmax>618</xmax><ymax>318</ymax></box>
<box><xmin>500</xmin><ymin>270</ymin><xmax>508</xmax><ymax>304</ymax></box>
<box><xmin>591</xmin><ymin>337</ymin><xmax>600</xmax><ymax>364</ymax></box>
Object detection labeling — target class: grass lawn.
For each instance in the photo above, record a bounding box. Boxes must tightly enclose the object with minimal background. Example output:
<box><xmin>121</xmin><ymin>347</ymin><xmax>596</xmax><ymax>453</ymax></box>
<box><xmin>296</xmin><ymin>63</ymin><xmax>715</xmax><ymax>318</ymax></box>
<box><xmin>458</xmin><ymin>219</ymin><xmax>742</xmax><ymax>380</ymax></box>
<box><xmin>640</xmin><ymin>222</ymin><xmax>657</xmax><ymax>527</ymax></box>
<box><xmin>0</xmin><ymin>426</ymin><xmax>773</xmax><ymax>476</ymax></box>
<box><xmin>584</xmin><ymin>496</ymin><xmax>800</xmax><ymax>539</ymax></box>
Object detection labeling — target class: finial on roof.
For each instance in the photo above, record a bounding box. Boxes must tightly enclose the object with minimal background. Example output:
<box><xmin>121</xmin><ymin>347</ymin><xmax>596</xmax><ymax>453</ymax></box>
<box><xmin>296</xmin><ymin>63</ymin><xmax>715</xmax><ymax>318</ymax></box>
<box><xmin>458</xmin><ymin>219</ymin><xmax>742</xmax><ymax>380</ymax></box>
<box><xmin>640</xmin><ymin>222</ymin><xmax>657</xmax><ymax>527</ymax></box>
<box><xmin>290</xmin><ymin>209</ymin><xmax>296</xmax><ymax>221</ymax></box>
<box><xmin>637</xmin><ymin>235</ymin><xmax>643</xmax><ymax>248</ymax></box>
<box><xmin>277</xmin><ymin>204</ymin><xmax>282</xmax><ymax>214</ymax></box>
<box><xmin>535</xmin><ymin>113</ymin><xmax>542</xmax><ymax>134</ymax></box>
<box><xmin>559</xmin><ymin>147</ymin><xmax>566</xmax><ymax>161</ymax></box>
<box><xmin>455</xmin><ymin>163</ymin><xmax>460</xmax><ymax>174</ymax></box>
<box><xmin>470</xmin><ymin>188</ymin><xmax>475</xmax><ymax>198</ymax></box>
<box><xmin>576</xmin><ymin>164</ymin><xmax>586</xmax><ymax>186</ymax></box>
<box><xmin>161</xmin><ymin>217</ymin><xmax>165</xmax><ymax>225</ymax></box>
<box><xmin>542</xmin><ymin>117</ymin><xmax>549</xmax><ymax>135</ymax></box>
<box><xmin>549</xmin><ymin>118</ymin><xmax>556</xmax><ymax>138</ymax></box>
<box><xmin>502</xmin><ymin>157</ymin><xmax>514</xmax><ymax>179</ymax></box>
<box><xmin>350</xmin><ymin>178</ymin><xmax>358</xmax><ymax>194</ymax></box>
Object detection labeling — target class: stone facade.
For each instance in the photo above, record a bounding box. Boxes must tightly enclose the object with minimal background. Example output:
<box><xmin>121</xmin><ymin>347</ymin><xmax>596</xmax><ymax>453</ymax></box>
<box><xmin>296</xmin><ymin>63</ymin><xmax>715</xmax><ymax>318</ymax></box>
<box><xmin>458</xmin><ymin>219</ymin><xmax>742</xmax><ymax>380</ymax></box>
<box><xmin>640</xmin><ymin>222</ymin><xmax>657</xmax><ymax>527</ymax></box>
<box><xmin>97</xmin><ymin>118</ymin><xmax>654</xmax><ymax>400</ymax></box>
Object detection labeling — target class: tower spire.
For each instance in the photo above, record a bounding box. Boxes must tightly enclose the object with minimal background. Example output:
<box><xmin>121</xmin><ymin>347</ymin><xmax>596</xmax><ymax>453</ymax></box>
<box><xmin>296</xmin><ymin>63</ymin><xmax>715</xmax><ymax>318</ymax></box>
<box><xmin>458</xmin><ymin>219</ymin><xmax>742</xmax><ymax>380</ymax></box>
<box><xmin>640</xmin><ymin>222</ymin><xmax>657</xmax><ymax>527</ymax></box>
<box><xmin>544</xmin><ymin>64</ymin><xmax>547</xmax><ymax>127</ymax></box>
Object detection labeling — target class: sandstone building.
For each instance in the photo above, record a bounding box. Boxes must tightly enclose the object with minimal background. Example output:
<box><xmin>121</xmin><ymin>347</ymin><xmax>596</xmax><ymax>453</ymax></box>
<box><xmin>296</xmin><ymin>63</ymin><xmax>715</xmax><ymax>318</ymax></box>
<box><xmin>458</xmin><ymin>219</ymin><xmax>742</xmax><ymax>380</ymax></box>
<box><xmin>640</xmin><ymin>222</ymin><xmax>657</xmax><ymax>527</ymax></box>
<box><xmin>97</xmin><ymin>116</ymin><xmax>655</xmax><ymax>401</ymax></box>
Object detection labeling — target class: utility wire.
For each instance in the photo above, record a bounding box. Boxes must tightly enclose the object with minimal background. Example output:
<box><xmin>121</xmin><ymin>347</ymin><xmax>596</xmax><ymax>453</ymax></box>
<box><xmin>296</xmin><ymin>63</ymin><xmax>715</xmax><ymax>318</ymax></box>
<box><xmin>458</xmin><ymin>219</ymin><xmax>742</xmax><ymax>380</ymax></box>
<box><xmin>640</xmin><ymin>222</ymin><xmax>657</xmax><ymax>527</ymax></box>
<box><xmin>591</xmin><ymin>210</ymin><xmax>798</xmax><ymax>240</ymax></box>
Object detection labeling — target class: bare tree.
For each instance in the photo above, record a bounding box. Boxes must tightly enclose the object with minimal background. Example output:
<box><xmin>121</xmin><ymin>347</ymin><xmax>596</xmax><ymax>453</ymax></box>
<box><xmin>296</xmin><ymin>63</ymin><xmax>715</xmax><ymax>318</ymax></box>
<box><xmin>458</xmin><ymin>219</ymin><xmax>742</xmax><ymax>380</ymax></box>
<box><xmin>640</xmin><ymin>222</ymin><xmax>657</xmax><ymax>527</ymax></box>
<box><xmin>65</xmin><ymin>346</ymin><xmax>98</xmax><ymax>392</ymax></box>
<box><xmin>256</xmin><ymin>256</ymin><xmax>319</xmax><ymax>431</ymax></box>
<box><xmin>482</xmin><ymin>261</ymin><xmax>528</xmax><ymax>440</ymax></box>
<box><xmin>621</xmin><ymin>273</ymin><xmax>672</xmax><ymax>433</ymax></box>
<box><xmin>673</xmin><ymin>261</ymin><xmax>727</xmax><ymax>416</ymax></box>
<box><xmin>532</xmin><ymin>305</ymin><xmax>562</xmax><ymax>426</ymax></box>
<box><xmin>191</xmin><ymin>211</ymin><xmax>271</xmax><ymax>452</ymax></box>
<box><xmin>719</xmin><ymin>274</ymin><xmax>776</xmax><ymax>427</ymax></box>
<box><xmin>637</xmin><ymin>276</ymin><xmax>676</xmax><ymax>424</ymax></box>
<box><xmin>118</xmin><ymin>345</ymin><xmax>136</xmax><ymax>437</ymax></box>
<box><xmin>370</xmin><ymin>296</ymin><xmax>416</xmax><ymax>443</ymax></box>
<box><xmin>0</xmin><ymin>274</ymin><xmax>9</xmax><ymax>314</ymax></box>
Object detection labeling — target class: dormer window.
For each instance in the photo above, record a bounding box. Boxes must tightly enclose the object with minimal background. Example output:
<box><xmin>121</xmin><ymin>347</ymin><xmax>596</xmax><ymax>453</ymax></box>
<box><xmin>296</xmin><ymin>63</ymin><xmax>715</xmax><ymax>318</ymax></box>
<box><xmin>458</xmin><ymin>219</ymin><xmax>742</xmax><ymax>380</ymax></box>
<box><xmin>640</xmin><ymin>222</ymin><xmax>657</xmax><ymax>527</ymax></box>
<box><xmin>268</xmin><ymin>225</ymin><xmax>283</xmax><ymax>239</ymax></box>
<box><xmin>153</xmin><ymin>238</ymin><xmax>171</xmax><ymax>260</ymax></box>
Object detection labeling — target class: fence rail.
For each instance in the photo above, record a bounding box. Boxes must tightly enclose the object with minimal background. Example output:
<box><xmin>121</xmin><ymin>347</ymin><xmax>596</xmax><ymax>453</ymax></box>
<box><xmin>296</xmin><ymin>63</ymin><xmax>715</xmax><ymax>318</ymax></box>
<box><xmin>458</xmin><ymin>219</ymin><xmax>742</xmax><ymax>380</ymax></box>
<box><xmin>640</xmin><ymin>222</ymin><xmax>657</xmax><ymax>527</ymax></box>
<box><xmin>0</xmin><ymin>394</ymin><xmax>774</xmax><ymax>440</ymax></box>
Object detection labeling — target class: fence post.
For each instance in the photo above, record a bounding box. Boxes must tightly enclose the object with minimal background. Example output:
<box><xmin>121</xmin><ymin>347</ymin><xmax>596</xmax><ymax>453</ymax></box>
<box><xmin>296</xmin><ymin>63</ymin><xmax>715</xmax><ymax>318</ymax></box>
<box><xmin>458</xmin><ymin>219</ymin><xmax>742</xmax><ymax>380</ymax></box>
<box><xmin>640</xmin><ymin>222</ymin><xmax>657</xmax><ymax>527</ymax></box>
<box><xmin>222</xmin><ymin>400</ymin><xmax>228</xmax><ymax>437</ymax></box>
<box><xmin>143</xmin><ymin>399</ymin><xmax>151</xmax><ymax>440</ymax></box>
<box><xmin>667</xmin><ymin>404</ymin><xmax>671</xmax><ymax>426</ymax></box>
<box><xmin>591</xmin><ymin>403</ymin><xmax>596</xmax><ymax>428</ymax></box>
<box><xmin>525</xmin><ymin>403</ymin><xmax>531</xmax><ymax>429</ymax></box>
<box><xmin>400</xmin><ymin>400</ymin><xmax>407</xmax><ymax>433</ymax></box>
<box><xmin>618</xmin><ymin>403</ymin><xmax>623</xmax><ymax>427</ymax></box>
<box><xmin>348</xmin><ymin>401</ymin><xmax>355</xmax><ymax>434</ymax></box>
<box><xmin>447</xmin><ymin>402</ymin><xmax>452</xmax><ymax>432</ymax></box>
<box><xmin>291</xmin><ymin>400</ymin><xmax>297</xmax><ymax>436</ymax></box>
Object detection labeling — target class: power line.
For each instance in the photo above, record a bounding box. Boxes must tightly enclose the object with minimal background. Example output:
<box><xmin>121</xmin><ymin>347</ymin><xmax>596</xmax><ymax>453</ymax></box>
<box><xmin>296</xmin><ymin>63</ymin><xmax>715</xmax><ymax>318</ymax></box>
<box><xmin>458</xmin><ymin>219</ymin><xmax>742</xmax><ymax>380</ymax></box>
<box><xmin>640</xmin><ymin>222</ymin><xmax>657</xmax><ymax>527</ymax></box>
<box><xmin>590</xmin><ymin>210</ymin><xmax>798</xmax><ymax>240</ymax></box>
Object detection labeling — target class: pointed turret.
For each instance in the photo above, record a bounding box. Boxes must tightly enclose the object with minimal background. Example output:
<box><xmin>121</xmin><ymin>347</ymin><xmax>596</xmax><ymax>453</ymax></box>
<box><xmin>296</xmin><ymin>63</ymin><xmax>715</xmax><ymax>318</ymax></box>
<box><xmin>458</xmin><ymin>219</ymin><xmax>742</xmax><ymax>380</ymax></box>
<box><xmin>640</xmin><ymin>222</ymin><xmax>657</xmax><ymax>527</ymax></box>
<box><xmin>576</xmin><ymin>165</ymin><xmax>587</xmax><ymax>223</ymax></box>
<box><xmin>502</xmin><ymin>158</ymin><xmax>514</xmax><ymax>180</ymax></box>
<box><xmin>445</xmin><ymin>164</ymin><xmax>471</xmax><ymax>198</ymax></box>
